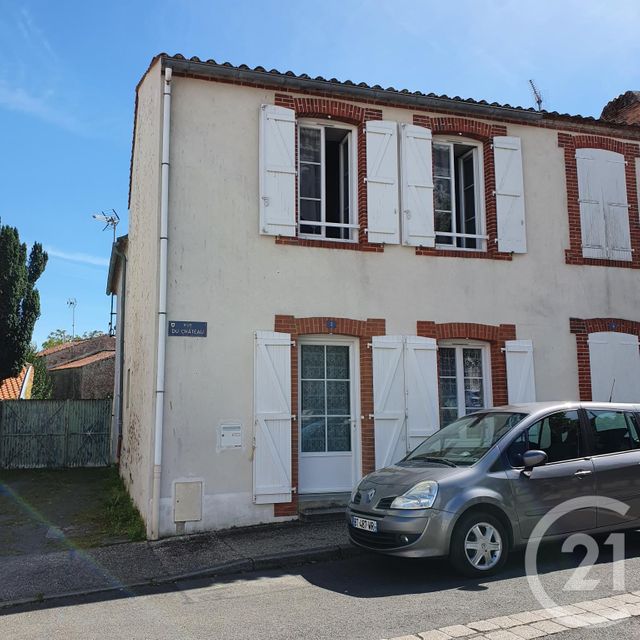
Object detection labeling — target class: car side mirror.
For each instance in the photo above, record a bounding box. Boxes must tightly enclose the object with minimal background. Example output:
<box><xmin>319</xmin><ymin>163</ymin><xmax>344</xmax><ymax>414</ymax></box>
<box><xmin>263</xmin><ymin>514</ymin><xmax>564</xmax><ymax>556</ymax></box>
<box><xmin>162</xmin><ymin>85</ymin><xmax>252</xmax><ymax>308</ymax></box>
<box><xmin>521</xmin><ymin>449</ymin><xmax>547</xmax><ymax>477</ymax></box>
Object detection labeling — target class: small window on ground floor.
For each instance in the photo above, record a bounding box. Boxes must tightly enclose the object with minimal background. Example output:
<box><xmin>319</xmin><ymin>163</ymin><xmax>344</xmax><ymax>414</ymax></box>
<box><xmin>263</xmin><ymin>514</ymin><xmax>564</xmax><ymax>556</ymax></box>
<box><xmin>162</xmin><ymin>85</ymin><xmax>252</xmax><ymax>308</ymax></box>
<box><xmin>299</xmin><ymin>122</ymin><xmax>356</xmax><ymax>242</ymax></box>
<box><xmin>438</xmin><ymin>343</ymin><xmax>491</xmax><ymax>427</ymax></box>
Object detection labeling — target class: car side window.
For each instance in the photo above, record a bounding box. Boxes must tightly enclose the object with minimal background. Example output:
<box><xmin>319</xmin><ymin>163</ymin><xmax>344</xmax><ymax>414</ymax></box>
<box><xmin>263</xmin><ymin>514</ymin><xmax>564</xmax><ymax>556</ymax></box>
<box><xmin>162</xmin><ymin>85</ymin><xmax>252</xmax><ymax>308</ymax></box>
<box><xmin>587</xmin><ymin>410</ymin><xmax>639</xmax><ymax>455</ymax></box>
<box><xmin>507</xmin><ymin>411</ymin><xmax>582</xmax><ymax>466</ymax></box>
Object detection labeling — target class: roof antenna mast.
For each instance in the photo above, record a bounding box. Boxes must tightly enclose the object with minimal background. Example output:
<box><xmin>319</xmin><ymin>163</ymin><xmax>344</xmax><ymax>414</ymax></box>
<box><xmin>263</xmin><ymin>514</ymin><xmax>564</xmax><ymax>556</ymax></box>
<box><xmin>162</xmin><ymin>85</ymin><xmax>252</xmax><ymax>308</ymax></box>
<box><xmin>92</xmin><ymin>209</ymin><xmax>120</xmax><ymax>336</ymax></box>
<box><xmin>529</xmin><ymin>79</ymin><xmax>543</xmax><ymax>112</ymax></box>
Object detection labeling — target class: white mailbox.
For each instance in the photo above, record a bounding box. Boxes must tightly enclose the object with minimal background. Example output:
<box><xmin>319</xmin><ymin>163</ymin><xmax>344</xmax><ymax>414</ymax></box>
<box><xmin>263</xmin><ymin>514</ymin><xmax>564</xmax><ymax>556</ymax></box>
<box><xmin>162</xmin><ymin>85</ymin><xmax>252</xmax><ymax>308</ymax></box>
<box><xmin>219</xmin><ymin>422</ymin><xmax>242</xmax><ymax>449</ymax></box>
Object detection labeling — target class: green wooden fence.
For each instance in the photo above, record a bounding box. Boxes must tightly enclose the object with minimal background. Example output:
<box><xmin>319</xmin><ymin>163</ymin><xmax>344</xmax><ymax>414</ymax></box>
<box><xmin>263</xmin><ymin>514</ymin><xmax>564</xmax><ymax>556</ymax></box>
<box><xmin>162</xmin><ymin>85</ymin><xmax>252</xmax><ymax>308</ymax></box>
<box><xmin>0</xmin><ymin>399</ymin><xmax>112</xmax><ymax>469</ymax></box>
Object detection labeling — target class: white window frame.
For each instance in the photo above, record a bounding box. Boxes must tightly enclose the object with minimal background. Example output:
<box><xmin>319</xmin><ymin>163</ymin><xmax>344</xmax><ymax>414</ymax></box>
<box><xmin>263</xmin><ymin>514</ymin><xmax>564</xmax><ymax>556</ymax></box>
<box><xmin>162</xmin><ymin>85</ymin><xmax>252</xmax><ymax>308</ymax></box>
<box><xmin>438</xmin><ymin>341</ymin><xmax>492</xmax><ymax>423</ymax></box>
<box><xmin>433</xmin><ymin>137</ymin><xmax>486</xmax><ymax>251</ymax></box>
<box><xmin>297</xmin><ymin>120</ymin><xmax>359</xmax><ymax>243</ymax></box>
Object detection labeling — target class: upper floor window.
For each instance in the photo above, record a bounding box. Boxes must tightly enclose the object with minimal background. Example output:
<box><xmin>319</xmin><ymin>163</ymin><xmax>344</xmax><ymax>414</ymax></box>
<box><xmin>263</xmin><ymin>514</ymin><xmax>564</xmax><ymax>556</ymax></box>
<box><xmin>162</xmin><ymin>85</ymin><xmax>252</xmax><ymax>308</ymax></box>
<box><xmin>298</xmin><ymin>122</ymin><xmax>357</xmax><ymax>242</ymax></box>
<box><xmin>433</xmin><ymin>139</ymin><xmax>485</xmax><ymax>250</ymax></box>
<box><xmin>576</xmin><ymin>148</ymin><xmax>632</xmax><ymax>261</ymax></box>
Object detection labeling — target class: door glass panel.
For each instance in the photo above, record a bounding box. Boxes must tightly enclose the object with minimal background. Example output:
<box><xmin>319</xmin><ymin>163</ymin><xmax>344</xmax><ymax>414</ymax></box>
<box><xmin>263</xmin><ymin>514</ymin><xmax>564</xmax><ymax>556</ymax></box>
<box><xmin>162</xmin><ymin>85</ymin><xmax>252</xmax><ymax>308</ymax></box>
<box><xmin>463</xmin><ymin>348</ymin><xmax>484</xmax><ymax>414</ymax></box>
<box><xmin>326</xmin><ymin>345</ymin><xmax>349</xmax><ymax>379</ymax></box>
<box><xmin>301</xmin><ymin>417</ymin><xmax>325</xmax><ymax>452</ymax></box>
<box><xmin>300</xmin><ymin>344</ymin><xmax>352</xmax><ymax>454</ymax></box>
<box><xmin>301</xmin><ymin>380</ymin><xmax>325</xmax><ymax>416</ymax></box>
<box><xmin>327</xmin><ymin>416</ymin><xmax>351</xmax><ymax>452</ymax></box>
<box><xmin>438</xmin><ymin>347</ymin><xmax>458</xmax><ymax>427</ymax></box>
<box><xmin>301</xmin><ymin>345</ymin><xmax>324</xmax><ymax>379</ymax></box>
<box><xmin>327</xmin><ymin>380</ymin><xmax>350</xmax><ymax>416</ymax></box>
<box><xmin>587</xmin><ymin>410</ymin><xmax>633</xmax><ymax>454</ymax></box>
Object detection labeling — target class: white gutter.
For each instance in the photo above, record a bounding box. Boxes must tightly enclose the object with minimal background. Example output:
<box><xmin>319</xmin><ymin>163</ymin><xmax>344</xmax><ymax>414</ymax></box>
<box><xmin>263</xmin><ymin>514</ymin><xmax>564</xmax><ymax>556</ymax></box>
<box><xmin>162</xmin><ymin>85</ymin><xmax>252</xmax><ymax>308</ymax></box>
<box><xmin>150</xmin><ymin>66</ymin><xmax>172</xmax><ymax>540</ymax></box>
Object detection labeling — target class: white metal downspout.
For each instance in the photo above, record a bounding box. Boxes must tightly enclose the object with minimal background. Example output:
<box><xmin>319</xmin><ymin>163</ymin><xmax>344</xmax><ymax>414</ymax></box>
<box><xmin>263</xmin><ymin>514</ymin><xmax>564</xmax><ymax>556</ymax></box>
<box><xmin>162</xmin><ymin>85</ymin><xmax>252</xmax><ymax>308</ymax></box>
<box><xmin>151</xmin><ymin>66</ymin><xmax>172</xmax><ymax>540</ymax></box>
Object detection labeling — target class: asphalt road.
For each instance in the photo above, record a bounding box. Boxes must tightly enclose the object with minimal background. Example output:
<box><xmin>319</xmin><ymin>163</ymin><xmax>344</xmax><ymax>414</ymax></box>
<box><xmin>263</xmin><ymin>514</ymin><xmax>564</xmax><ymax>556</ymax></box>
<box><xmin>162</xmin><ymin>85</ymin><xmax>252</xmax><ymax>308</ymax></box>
<box><xmin>4</xmin><ymin>532</ymin><xmax>640</xmax><ymax>640</ymax></box>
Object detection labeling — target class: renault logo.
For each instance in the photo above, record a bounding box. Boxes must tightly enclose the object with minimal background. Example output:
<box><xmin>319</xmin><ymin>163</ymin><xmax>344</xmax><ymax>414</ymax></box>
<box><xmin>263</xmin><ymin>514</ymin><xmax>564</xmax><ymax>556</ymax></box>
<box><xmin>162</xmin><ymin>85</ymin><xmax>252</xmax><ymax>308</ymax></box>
<box><xmin>366</xmin><ymin>488</ymin><xmax>376</xmax><ymax>503</ymax></box>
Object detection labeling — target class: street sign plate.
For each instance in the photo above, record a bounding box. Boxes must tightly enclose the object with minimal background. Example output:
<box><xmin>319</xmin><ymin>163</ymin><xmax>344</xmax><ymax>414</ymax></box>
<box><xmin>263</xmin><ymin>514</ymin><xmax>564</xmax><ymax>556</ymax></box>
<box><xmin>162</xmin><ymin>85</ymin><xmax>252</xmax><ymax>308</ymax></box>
<box><xmin>168</xmin><ymin>321</ymin><xmax>207</xmax><ymax>337</ymax></box>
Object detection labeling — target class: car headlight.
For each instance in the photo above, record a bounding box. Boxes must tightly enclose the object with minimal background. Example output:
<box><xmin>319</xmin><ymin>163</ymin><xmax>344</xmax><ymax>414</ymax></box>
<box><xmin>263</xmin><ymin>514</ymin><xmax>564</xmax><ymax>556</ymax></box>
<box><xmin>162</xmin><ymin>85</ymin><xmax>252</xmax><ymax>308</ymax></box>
<box><xmin>390</xmin><ymin>480</ymin><xmax>438</xmax><ymax>509</ymax></box>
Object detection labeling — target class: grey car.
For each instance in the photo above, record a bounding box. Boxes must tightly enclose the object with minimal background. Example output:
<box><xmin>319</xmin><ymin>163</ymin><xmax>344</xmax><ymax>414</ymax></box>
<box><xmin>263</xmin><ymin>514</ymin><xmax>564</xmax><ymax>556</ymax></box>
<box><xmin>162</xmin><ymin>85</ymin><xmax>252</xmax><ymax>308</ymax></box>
<box><xmin>347</xmin><ymin>401</ymin><xmax>640</xmax><ymax>576</ymax></box>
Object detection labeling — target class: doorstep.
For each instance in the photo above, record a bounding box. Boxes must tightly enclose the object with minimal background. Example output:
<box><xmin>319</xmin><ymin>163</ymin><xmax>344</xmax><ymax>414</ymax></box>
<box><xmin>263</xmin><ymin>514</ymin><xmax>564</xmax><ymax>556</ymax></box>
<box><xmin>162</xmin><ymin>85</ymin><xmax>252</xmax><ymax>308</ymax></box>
<box><xmin>298</xmin><ymin>492</ymin><xmax>350</xmax><ymax>522</ymax></box>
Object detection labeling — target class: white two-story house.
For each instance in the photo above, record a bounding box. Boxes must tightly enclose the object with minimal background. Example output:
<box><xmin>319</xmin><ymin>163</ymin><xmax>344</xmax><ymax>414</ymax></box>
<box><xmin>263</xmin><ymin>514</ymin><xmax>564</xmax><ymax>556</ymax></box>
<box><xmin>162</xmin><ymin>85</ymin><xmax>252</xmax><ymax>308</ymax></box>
<box><xmin>108</xmin><ymin>54</ymin><xmax>640</xmax><ymax>539</ymax></box>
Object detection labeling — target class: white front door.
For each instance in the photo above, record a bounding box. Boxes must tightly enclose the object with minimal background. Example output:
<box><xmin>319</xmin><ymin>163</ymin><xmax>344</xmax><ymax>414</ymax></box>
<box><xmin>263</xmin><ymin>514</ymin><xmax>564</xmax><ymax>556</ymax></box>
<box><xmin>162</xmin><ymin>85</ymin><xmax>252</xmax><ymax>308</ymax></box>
<box><xmin>298</xmin><ymin>337</ymin><xmax>359</xmax><ymax>493</ymax></box>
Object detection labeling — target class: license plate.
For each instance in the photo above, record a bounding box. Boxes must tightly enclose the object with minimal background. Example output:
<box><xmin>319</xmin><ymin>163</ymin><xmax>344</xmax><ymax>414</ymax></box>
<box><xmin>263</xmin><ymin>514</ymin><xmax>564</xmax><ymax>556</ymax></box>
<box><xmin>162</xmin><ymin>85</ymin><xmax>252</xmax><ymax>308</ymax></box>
<box><xmin>351</xmin><ymin>515</ymin><xmax>377</xmax><ymax>533</ymax></box>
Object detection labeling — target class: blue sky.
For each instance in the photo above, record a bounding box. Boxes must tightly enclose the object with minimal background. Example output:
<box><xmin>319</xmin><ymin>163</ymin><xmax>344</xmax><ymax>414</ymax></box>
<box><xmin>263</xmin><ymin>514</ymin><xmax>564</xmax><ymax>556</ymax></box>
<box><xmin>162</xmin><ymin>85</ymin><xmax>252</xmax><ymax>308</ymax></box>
<box><xmin>1</xmin><ymin>0</ymin><xmax>639</xmax><ymax>348</ymax></box>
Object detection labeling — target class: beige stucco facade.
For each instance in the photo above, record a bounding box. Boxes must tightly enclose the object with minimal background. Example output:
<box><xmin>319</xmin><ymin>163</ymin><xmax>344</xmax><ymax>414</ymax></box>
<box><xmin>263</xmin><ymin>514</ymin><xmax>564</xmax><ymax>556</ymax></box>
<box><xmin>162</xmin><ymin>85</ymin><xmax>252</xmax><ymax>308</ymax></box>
<box><xmin>120</xmin><ymin>57</ymin><xmax>640</xmax><ymax>537</ymax></box>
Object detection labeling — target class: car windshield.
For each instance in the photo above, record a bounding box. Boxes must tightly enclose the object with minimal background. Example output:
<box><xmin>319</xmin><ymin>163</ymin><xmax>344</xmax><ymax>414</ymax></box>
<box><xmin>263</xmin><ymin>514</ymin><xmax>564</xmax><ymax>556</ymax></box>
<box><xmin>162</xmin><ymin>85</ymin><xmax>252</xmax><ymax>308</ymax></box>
<box><xmin>405</xmin><ymin>412</ymin><xmax>528</xmax><ymax>467</ymax></box>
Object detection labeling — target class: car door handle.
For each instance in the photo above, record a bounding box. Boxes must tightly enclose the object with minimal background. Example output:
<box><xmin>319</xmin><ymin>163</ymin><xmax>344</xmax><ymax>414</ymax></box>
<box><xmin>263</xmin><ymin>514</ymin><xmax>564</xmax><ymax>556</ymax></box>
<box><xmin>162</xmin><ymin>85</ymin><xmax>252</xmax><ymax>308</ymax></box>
<box><xmin>574</xmin><ymin>469</ymin><xmax>592</xmax><ymax>478</ymax></box>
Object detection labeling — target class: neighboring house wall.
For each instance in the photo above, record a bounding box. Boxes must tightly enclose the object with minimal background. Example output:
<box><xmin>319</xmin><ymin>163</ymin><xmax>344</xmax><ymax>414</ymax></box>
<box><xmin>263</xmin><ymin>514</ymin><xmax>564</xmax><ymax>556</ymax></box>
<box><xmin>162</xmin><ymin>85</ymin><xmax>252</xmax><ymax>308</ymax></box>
<box><xmin>50</xmin><ymin>353</ymin><xmax>115</xmax><ymax>400</ymax></box>
<box><xmin>124</xmin><ymin>57</ymin><xmax>640</xmax><ymax>537</ymax></box>
<box><xmin>120</xmin><ymin>59</ymin><xmax>163</xmax><ymax>530</ymax></box>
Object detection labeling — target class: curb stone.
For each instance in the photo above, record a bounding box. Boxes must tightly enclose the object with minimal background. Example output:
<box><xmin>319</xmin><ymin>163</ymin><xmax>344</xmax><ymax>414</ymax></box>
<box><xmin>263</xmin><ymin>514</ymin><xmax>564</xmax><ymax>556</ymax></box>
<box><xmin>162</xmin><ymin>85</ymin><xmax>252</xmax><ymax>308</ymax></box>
<box><xmin>0</xmin><ymin>543</ymin><xmax>363</xmax><ymax>612</ymax></box>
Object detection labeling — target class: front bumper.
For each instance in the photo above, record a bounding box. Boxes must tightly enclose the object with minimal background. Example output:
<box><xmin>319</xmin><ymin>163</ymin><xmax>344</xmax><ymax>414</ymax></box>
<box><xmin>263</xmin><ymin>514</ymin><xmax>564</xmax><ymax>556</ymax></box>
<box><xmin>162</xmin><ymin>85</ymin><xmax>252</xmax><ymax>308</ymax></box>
<box><xmin>346</xmin><ymin>505</ymin><xmax>455</xmax><ymax>558</ymax></box>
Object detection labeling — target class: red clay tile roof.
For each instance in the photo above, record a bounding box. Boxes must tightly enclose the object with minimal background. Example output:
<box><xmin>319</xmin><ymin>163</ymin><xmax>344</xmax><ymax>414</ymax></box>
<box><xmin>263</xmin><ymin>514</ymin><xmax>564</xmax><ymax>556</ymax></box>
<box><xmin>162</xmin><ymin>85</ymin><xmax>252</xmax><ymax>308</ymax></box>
<box><xmin>49</xmin><ymin>350</ymin><xmax>115</xmax><ymax>371</ymax></box>
<box><xmin>37</xmin><ymin>341</ymin><xmax>77</xmax><ymax>357</ymax></box>
<box><xmin>0</xmin><ymin>366</ymin><xmax>33</xmax><ymax>400</ymax></box>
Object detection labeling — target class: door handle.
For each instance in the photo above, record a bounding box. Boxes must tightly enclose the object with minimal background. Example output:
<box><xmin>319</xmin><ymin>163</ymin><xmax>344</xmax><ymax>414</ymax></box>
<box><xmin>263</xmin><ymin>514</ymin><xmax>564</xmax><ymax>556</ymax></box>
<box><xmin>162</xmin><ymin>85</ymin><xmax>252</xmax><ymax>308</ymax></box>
<box><xmin>574</xmin><ymin>469</ymin><xmax>592</xmax><ymax>478</ymax></box>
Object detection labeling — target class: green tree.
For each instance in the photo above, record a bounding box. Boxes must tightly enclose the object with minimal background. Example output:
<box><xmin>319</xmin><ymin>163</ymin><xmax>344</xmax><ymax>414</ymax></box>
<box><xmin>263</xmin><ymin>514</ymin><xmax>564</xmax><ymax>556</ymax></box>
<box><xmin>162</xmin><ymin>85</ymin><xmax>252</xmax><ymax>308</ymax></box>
<box><xmin>41</xmin><ymin>328</ymin><xmax>106</xmax><ymax>350</ymax></box>
<box><xmin>0</xmin><ymin>222</ymin><xmax>48</xmax><ymax>380</ymax></box>
<box><xmin>25</xmin><ymin>345</ymin><xmax>52</xmax><ymax>399</ymax></box>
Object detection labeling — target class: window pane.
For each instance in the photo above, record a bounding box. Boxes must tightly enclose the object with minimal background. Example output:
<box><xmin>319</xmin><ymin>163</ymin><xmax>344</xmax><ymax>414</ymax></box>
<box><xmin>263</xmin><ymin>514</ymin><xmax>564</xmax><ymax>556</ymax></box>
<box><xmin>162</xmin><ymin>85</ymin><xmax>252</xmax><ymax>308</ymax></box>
<box><xmin>301</xmin><ymin>417</ymin><xmax>326</xmax><ymax>452</ymax></box>
<box><xmin>326</xmin><ymin>380</ymin><xmax>350</xmax><ymax>415</ymax></box>
<box><xmin>439</xmin><ymin>347</ymin><xmax>456</xmax><ymax>377</ymax></box>
<box><xmin>301</xmin><ymin>380</ymin><xmax>325</xmax><ymax>415</ymax></box>
<box><xmin>434</xmin><ymin>178</ymin><xmax>453</xmax><ymax>214</ymax></box>
<box><xmin>463</xmin><ymin>349</ymin><xmax>482</xmax><ymax>378</ymax></box>
<box><xmin>301</xmin><ymin>345</ymin><xmax>324</xmax><ymax>379</ymax></box>
<box><xmin>300</xmin><ymin>128</ymin><xmax>321</xmax><ymax>162</ymax></box>
<box><xmin>300</xmin><ymin>199</ymin><xmax>321</xmax><ymax>235</ymax></box>
<box><xmin>440</xmin><ymin>408</ymin><xmax>458</xmax><ymax>428</ymax></box>
<box><xmin>628</xmin><ymin>414</ymin><xmax>640</xmax><ymax>448</ymax></box>
<box><xmin>529</xmin><ymin>411</ymin><xmax>581</xmax><ymax>463</ymax></box>
<box><xmin>587</xmin><ymin>410</ymin><xmax>633</xmax><ymax>455</ymax></box>
<box><xmin>300</xmin><ymin>163</ymin><xmax>321</xmax><ymax>198</ymax></box>
<box><xmin>508</xmin><ymin>432</ymin><xmax>527</xmax><ymax>467</ymax></box>
<box><xmin>326</xmin><ymin>346</ymin><xmax>349</xmax><ymax>380</ymax></box>
<box><xmin>433</xmin><ymin>144</ymin><xmax>451</xmax><ymax>177</ymax></box>
<box><xmin>464</xmin><ymin>378</ymin><xmax>484</xmax><ymax>412</ymax></box>
<box><xmin>327</xmin><ymin>417</ymin><xmax>351</xmax><ymax>452</ymax></box>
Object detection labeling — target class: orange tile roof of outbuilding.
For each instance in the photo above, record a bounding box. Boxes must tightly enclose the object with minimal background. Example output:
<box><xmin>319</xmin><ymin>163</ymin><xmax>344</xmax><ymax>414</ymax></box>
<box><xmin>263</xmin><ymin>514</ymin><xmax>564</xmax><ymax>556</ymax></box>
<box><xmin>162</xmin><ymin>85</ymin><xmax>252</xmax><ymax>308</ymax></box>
<box><xmin>0</xmin><ymin>366</ymin><xmax>32</xmax><ymax>400</ymax></box>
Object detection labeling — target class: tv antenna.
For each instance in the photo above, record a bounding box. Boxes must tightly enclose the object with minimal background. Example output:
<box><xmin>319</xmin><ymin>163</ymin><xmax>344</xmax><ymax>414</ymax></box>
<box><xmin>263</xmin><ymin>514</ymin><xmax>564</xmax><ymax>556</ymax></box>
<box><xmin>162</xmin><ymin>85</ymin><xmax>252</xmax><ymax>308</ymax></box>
<box><xmin>529</xmin><ymin>79</ymin><xmax>543</xmax><ymax>112</ymax></box>
<box><xmin>67</xmin><ymin>298</ymin><xmax>77</xmax><ymax>339</ymax></box>
<box><xmin>92</xmin><ymin>209</ymin><xmax>120</xmax><ymax>336</ymax></box>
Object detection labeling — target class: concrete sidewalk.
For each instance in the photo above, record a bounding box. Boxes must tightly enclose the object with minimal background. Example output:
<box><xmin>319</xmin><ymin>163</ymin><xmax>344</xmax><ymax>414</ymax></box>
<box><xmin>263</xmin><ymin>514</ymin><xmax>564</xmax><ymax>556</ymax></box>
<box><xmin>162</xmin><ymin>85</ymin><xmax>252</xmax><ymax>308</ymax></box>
<box><xmin>0</xmin><ymin>519</ymin><xmax>361</xmax><ymax>608</ymax></box>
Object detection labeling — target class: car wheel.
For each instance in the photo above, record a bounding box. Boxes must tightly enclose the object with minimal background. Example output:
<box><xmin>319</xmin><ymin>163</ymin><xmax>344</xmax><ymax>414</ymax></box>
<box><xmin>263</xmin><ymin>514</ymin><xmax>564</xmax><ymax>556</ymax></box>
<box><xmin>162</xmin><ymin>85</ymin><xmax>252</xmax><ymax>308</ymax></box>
<box><xmin>450</xmin><ymin>511</ymin><xmax>509</xmax><ymax>577</ymax></box>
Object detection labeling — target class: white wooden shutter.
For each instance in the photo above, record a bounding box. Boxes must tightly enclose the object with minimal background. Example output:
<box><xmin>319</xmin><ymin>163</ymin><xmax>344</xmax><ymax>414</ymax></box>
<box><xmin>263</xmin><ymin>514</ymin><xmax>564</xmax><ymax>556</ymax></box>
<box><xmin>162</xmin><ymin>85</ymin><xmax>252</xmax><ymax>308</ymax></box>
<box><xmin>601</xmin><ymin>151</ymin><xmax>632</xmax><ymax>261</ymax></box>
<box><xmin>494</xmin><ymin>136</ymin><xmax>527</xmax><ymax>253</ymax></box>
<box><xmin>372</xmin><ymin>336</ymin><xmax>407</xmax><ymax>468</ymax></box>
<box><xmin>505</xmin><ymin>340</ymin><xmax>536</xmax><ymax>404</ymax></box>
<box><xmin>404</xmin><ymin>336</ymin><xmax>439</xmax><ymax>451</ymax></box>
<box><xmin>400</xmin><ymin>124</ymin><xmax>435</xmax><ymax>247</ymax></box>
<box><xmin>253</xmin><ymin>331</ymin><xmax>292</xmax><ymax>503</ymax></box>
<box><xmin>589</xmin><ymin>332</ymin><xmax>640</xmax><ymax>402</ymax></box>
<box><xmin>259</xmin><ymin>105</ymin><xmax>296</xmax><ymax>237</ymax></box>
<box><xmin>576</xmin><ymin>148</ymin><xmax>608</xmax><ymax>259</ymax></box>
<box><xmin>366</xmin><ymin>120</ymin><xmax>400</xmax><ymax>244</ymax></box>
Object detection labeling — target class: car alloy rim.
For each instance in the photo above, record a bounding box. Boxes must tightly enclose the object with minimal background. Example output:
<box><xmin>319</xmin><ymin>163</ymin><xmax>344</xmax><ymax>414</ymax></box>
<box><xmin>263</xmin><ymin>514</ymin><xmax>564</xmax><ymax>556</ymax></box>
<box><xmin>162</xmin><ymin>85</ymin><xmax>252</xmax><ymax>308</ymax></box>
<box><xmin>464</xmin><ymin>522</ymin><xmax>503</xmax><ymax>570</ymax></box>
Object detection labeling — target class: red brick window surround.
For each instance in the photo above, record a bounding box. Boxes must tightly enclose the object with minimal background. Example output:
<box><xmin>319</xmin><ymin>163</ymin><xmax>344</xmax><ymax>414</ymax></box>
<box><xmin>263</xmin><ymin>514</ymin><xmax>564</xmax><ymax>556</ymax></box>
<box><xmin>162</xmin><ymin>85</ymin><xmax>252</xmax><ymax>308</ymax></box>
<box><xmin>559</xmin><ymin>133</ymin><xmax>640</xmax><ymax>269</ymax></box>
<box><xmin>273</xmin><ymin>315</ymin><xmax>386</xmax><ymax>517</ymax></box>
<box><xmin>570</xmin><ymin>317</ymin><xmax>640</xmax><ymax>401</ymax></box>
<box><xmin>413</xmin><ymin>115</ymin><xmax>512</xmax><ymax>261</ymax></box>
<box><xmin>417</xmin><ymin>321</ymin><xmax>517</xmax><ymax>406</ymax></box>
<box><xmin>274</xmin><ymin>93</ymin><xmax>384</xmax><ymax>253</ymax></box>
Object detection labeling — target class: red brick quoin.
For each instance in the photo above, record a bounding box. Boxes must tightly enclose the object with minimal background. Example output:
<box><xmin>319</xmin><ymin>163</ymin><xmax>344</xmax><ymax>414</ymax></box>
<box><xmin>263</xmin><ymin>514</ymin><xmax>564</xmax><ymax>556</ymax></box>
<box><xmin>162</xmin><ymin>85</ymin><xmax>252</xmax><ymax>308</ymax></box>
<box><xmin>274</xmin><ymin>94</ymin><xmax>384</xmax><ymax>253</ymax></box>
<box><xmin>570</xmin><ymin>317</ymin><xmax>640</xmax><ymax>401</ymax></box>
<box><xmin>559</xmin><ymin>133</ymin><xmax>640</xmax><ymax>269</ymax></box>
<box><xmin>412</xmin><ymin>115</ymin><xmax>512</xmax><ymax>262</ymax></box>
<box><xmin>273</xmin><ymin>315</ymin><xmax>386</xmax><ymax>517</ymax></box>
<box><xmin>417</xmin><ymin>321</ymin><xmax>517</xmax><ymax>406</ymax></box>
